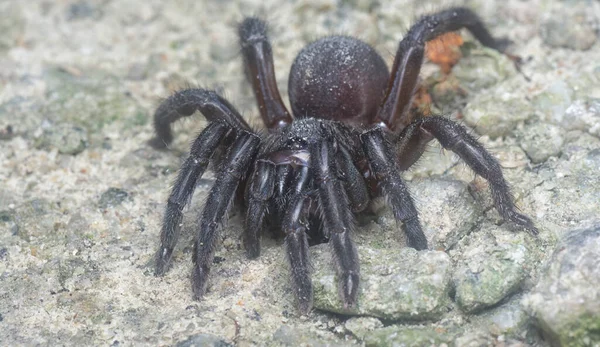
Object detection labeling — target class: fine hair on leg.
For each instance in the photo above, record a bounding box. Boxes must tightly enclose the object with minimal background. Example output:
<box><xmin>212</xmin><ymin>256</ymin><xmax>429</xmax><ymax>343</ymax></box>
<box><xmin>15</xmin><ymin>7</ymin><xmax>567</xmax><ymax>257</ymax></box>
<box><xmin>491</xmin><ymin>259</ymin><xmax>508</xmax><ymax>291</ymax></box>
<box><xmin>192</xmin><ymin>132</ymin><xmax>260</xmax><ymax>299</ymax></box>
<box><xmin>361</xmin><ymin>128</ymin><xmax>428</xmax><ymax>250</ymax></box>
<box><xmin>155</xmin><ymin>121</ymin><xmax>229</xmax><ymax>276</ymax></box>
<box><xmin>311</xmin><ymin>140</ymin><xmax>360</xmax><ymax>308</ymax></box>
<box><xmin>375</xmin><ymin>7</ymin><xmax>509</xmax><ymax>130</ymax></box>
<box><xmin>151</xmin><ymin>88</ymin><xmax>251</xmax><ymax>148</ymax></box>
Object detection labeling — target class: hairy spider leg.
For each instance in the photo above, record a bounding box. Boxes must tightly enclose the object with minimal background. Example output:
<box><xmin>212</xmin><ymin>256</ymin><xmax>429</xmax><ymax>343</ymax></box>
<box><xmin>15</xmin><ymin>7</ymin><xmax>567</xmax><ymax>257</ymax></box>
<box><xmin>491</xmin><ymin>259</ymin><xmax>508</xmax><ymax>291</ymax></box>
<box><xmin>244</xmin><ymin>159</ymin><xmax>276</xmax><ymax>259</ymax></box>
<box><xmin>396</xmin><ymin>116</ymin><xmax>538</xmax><ymax>234</ymax></box>
<box><xmin>271</xmin><ymin>165</ymin><xmax>293</xmax><ymax>228</ymax></box>
<box><xmin>151</xmin><ymin>89</ymin><xmax>251</xmax><ymax>148</ymax></box>
<box><xmin>375</xmin><ymin>7</ymin><xmax>509</xmax><ymax>131</ymax></box>
<box><xmin>361</xmin><ymin>128</ymin><xmax>428</xmax><ymax>250</ymax></box>
<box><xmin>282</xmin><ymin>165</ymin><xmax>313</xmax><ymax>314</ymax></box>
<box><xmin>239</xmin><ymin>17</ymin><xmax>293</xmax><ymax>129</ymax></box>
<box><xmin>312</xmin><ymin>140</ymin><xmax>360</xmax><ymax>308</ymax></box>
<box><xmin>192</xmin><ymin>132</ymin><xmax>260</xmax><ymax>299</ymax></box>
<box><xmin>336</xmin><ymin>146</ymin><xmax>369</xmax><ymax>213</ymax></box>
<box><xmin>155</xmin><ymin>121</ymin><xmax>229</xmax><ymax>275</ymax></box>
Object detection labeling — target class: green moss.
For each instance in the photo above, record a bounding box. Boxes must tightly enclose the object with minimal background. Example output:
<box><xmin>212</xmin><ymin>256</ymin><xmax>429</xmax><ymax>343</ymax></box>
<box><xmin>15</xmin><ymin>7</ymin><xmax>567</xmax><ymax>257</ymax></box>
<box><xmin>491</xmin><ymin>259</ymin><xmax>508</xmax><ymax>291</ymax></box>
<box><xmin>556</xmin><ymin>312</ymin><xmax>600</xmax><ymax>347</ymax></box>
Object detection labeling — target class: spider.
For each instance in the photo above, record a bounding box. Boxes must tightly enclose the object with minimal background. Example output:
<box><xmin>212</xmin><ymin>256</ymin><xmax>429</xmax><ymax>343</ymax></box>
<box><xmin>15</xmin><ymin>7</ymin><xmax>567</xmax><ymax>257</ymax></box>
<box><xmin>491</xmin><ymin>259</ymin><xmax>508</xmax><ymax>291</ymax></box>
<box><xmin>150</xmin><ymin>8</ymin><xmax>537</xmax><ymax>314</ymax></box>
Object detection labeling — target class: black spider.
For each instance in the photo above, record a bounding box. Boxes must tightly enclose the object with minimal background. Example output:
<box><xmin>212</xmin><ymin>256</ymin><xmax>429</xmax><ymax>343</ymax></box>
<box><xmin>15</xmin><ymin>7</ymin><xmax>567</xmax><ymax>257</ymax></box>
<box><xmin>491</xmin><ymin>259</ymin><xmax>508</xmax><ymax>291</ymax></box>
<box><xmin>150</xmin><ymin>8</ymin><xmax>537</xmax><ymax>314</ymax></box>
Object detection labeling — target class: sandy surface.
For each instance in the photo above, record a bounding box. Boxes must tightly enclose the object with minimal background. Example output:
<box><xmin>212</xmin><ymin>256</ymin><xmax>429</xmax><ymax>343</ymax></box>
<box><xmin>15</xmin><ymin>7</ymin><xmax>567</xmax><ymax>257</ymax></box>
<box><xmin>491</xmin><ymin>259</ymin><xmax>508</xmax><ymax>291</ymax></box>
<box><xmin>1</xmin><ymin>0</ymin><xmax>600</xmax><ymax>346</ymax></box>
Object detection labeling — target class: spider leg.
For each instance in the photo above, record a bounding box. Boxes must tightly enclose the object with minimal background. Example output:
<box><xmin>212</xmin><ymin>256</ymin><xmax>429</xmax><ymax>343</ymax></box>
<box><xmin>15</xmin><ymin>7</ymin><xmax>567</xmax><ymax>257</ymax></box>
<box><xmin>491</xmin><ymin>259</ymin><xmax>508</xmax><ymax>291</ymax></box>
<box><xmin>239</xmin><ymin>17</ymin><xmax>293</xmax><ymax>129</ymax></box>
<box><xmin>244</xmin><ymin>159</ymin><xmax>276</xmax><ymax>259</ymax></box>
<box><xmin>375</xmin><ymin>7</ymin><xmax>508</xmax><ymax>130</ymax></box>
<box><xmin>150</xmin><ymin>89</ymin><xmax>251</xmax><ymax>148</ymax></box>
<box><xmin>271</xmin><ymin>165</ymin><xmax>293</xmax><ymax>227</ymax></box>
<box><xmin>361</xmin><ymin>128</ymin><xmax>428</xmax><ymax>250</ymax></box>
<box><xmin>192</xmin><ymin>132</ymin><xmax>260</xmax><ymax>299</ymax></box>
<box><xmin>399</xmin><ymin>116</ymin><xmax>538</xmax><ymax>234</ymax></box>
<box><xmin>155</xmin><ymin>121</ymin><xmax>229</xmax><ymax>276</ymax></box>
<box><xmin>312</xmin><ymin>140</ymin><xmax>360</xmax><ymax>308</ymax></box>
<box><xmin>281</xmin><ymin>165</ymin><xmax>313</xmax><ymax>313</ymax></box>
<box><xmin>336</xmin><ymin>146</ymin><xmax>369</xmax><ymax>213</ymax></box>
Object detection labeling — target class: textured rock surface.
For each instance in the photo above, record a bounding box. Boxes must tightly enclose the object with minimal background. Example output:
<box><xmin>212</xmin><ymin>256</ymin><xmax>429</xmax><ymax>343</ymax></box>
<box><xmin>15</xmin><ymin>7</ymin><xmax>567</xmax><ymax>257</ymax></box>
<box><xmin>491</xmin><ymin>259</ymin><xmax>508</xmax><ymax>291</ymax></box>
<box><xmin>452</xmin><ymin>224</ymin><xmax>535</xmax><ymax>313</ymax></box>
<box><xmin>525</xmin><ymin>226</ymin><xmax>600</xmax><ymax>346</ymax></box>
<box><xmin>1</xmin><ymin>0</ymin><xmax>599</xmax><ymax>345</ymax></box>
<box><xmin>312</xmin><ymin>246</ymin><xmax>452</xmax><ymax>320</ymax></box>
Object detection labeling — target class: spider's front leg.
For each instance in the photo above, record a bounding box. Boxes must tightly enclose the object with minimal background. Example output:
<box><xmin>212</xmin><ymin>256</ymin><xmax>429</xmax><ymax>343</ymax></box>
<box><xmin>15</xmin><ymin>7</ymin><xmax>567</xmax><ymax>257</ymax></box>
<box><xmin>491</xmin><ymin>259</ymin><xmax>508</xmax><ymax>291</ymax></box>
<box><xmin>192</xmin><ymin>132</ymin><xmax>260</xmax><ymax>298</ymax></box>
<box><xmin>152</xmin><ymin>88</ymin><xmax>261</xmax><ymax>299</ymax></box>
<box><xmin>396</xmin><ymin>116</ymin><xmax>538</xmax><ymax>233</ymax></box>
<box><xmin>361</xmin><ymin>128</ymin><xmax>428</xmax><ymax>250</ymax></box>
<box><xmin>281</xmin><ymin>166</ymin><xmax>313</xmax><ymax>314</ymax></box>
<box><xmin>312</xmin><ymin>140</ymin><xmax>360</xmax><ymax>308</ymax></box>
<box><xmin>244</xmin><ymin>159</ymin><xmax>276</xmax><ymax>259</ymax></box>
<box><xmin>155</xmin><ymin>121</ymin><xmax>229</xmax><ymax>275</ymax></box>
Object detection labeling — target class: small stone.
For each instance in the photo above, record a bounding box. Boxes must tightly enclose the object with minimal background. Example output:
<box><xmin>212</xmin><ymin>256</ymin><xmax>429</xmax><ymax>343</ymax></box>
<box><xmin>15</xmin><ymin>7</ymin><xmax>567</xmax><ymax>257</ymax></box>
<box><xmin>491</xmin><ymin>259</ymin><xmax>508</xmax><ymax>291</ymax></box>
<box><xmin>522</xmin><ymin>142</ymin><xmax>600</xmax><ymax>232</ymax></box>
<box><xmin>13</xmin><ymin>199</ymin><xmax>61</xmax><ymax>241</ymax></box>
<box><xmin>453</xmin><ymin>226</ymin><xmax>533</xmax><ymax>313</ymax></box>
<box><xmin>525</xmin><ymin>226</ymin><xmax>600</xmax><ymax>346</ymax></box>
<box><xmin>126</xmin><ymin>63</ymin><xmax>148</xmax><ymax>81</ymax></box>
<box><xmin>533</xmin><ymin>79</ymin><xmax>575</xmax><ymax>126</ymax></box>
<box><xmin>66</xmin><ymin>1</ymin><xmax>103</xmax><ymax>21</ymax></box>
<box><xmin>175</xmin><ymin>333</ymin><xmax>233</xmax><ymax>347</ymax></box>
<box><xmin>312</xmin><ymin>245</ymin><xmax>451</xmax><ymax>320</ymax></box>
<box><xmin>563</xmin><ymin>99</ymin><xmax>600</xmax><ymax>137</ymax></box>
<box><xmin>452</xmin><ymin>46</ymin><xmax>516</xmax><ymax>92</ymax></box>
<box><xmin>477</xmin><ymin>296</ymin><xmax>530</xmax><ymax>336</ymax></box>
<box><xmin>98</xmin><ymin>188</ymin><xmax>130</xmax><ymax>209</ymax></box>
<box><xmin>0</xmin><ymin>97</ymin><xmax>45</xmax><ymax>136</ymax></box>
<box><xmin>344</xmin><ymin>317</ymin><xmax>383</xmax><ymax>340</ymax></box>
<box><xmin>408</xmin><ymin>178</ymin><xmax>481</xmax><ymax>250</ymax></box>
<box><xmin>363</xmin><ymin>325</ymin><xmax>455</xmax><ymax>346</ymax></box>
<box><xmin>516</xmin><ymin>122</ymin><xmax>564</xmax><ymax>163</ymax></box>
<box><xmin>540</xmin><ymin>11</ymin><xmax>597</xmax><ymax>51</ymax></box>
<box><xmin>463</xmin><ymin>85</ymin><xmax>533</xmax><ymax>138</ymax></box>
<box><xmin>453</xmin><ymin>332</ymin><xmax>495</xmax><ymax>347</ymax></box>
<box><xmin>272</xmin><ymin>325</ymin><xmax>332</xmax><ymax>345</ymax></box>
<box><xmin>36</xmin><ymin>122</ymin><xmax>88</xmax><ymax>155</ymax></box>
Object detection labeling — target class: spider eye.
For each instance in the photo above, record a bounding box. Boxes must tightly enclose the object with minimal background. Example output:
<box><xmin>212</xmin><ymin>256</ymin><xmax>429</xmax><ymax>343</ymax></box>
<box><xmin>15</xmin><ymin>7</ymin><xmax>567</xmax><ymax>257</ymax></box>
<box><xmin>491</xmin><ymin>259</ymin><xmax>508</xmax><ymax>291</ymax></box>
<box><xmin>289</xmin><ymin>137</ymin><xmax>308</xmax><ymax>149</ymax></box>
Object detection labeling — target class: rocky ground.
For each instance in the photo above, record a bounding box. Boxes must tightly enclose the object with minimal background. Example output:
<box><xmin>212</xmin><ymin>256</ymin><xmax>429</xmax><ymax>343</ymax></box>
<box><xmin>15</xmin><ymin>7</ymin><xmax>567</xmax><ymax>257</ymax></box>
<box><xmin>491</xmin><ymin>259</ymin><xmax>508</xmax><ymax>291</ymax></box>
<box><xmin>1</xmin><ymin>0</ymin><xmax>599</xmax><ymax>346</ymax></box>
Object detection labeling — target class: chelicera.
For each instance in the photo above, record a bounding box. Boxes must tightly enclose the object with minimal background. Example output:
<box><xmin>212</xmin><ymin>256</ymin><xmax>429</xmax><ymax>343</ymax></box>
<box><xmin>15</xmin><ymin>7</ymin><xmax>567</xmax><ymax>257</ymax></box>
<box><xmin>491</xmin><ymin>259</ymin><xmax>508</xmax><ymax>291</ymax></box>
<box><xmin>150</xmin><ymin>7</ymin><xmax>537</xmax><ymax>314</ymax></box>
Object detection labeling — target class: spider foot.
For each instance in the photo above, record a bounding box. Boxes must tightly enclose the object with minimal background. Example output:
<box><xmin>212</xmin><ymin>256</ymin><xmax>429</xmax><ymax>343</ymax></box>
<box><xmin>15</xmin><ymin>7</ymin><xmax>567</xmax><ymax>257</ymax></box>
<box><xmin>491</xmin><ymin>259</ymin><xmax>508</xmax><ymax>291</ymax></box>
<box><xmin>154</xmin><ymin>246</ymin><xmax>173</xmax><ymax>276</ymax></box>
<box><xmin>339</xmin><ymin>272</ymin><xmax>360</xmax><ymax>309</ymax></box>
<box><xmin>192</xmin><ymin>264</ymin><xmax>210</xmax><ymax>300</ymax></box>
<box><xmin>504</xmin><ymin>210</ymin><xmax>539</xmax><ymax>236</ymax></box>
<box><xmin>404</xmin><ymin>217</ymin><xmax>428</xmax><ymax>250</ymax></box>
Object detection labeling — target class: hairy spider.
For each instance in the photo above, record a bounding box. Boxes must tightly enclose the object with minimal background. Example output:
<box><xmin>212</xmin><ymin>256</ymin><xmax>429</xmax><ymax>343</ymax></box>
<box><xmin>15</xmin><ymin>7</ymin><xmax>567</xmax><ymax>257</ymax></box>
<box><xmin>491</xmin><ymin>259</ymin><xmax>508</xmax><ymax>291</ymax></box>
<box><xmin>150</xmin><ymin>8</ymin><xmax>537</xmax><ymax>314</ymax></box>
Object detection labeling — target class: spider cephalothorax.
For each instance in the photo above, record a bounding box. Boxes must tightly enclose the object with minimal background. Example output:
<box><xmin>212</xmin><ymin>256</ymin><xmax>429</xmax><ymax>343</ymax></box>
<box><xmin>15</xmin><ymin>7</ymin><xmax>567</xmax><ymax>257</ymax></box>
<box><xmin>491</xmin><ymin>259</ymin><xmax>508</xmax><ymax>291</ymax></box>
<box><xmin>150</xmin><ymin>8</ymin><xmax>537</xmax><ymax>314</ymax></box>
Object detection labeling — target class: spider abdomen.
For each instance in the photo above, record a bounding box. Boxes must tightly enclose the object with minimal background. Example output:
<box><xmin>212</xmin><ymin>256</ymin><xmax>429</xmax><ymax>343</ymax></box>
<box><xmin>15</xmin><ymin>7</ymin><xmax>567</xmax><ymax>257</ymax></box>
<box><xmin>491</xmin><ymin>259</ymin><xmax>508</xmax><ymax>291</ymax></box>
<box><xmin>288</xmin><ymin>36</ymin><xmax>389</xmax><ymax>125</ymax></box>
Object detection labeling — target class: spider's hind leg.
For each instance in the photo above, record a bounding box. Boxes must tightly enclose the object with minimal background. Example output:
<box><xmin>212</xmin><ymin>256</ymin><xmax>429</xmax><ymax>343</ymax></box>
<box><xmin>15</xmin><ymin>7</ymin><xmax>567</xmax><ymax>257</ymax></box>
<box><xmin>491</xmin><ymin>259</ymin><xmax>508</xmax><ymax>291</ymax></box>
<box><xmin>192</xmin><ymin>131</ymin><xmax>260</xmax><ymax>299</ymax></box>
<box><xmin>396</xmin><ymin>116</ymin><xmax>538</xmax><ymax>234</ymax></box>
<box><xmin>238</xmin><ymin>17</ymin><xmax>292</xmax><ymax>129</ymax></box>
<box><xmin>375</xmin><ymin>7</ymin><xmax>509</xmax><ymax>130</ymax></box>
